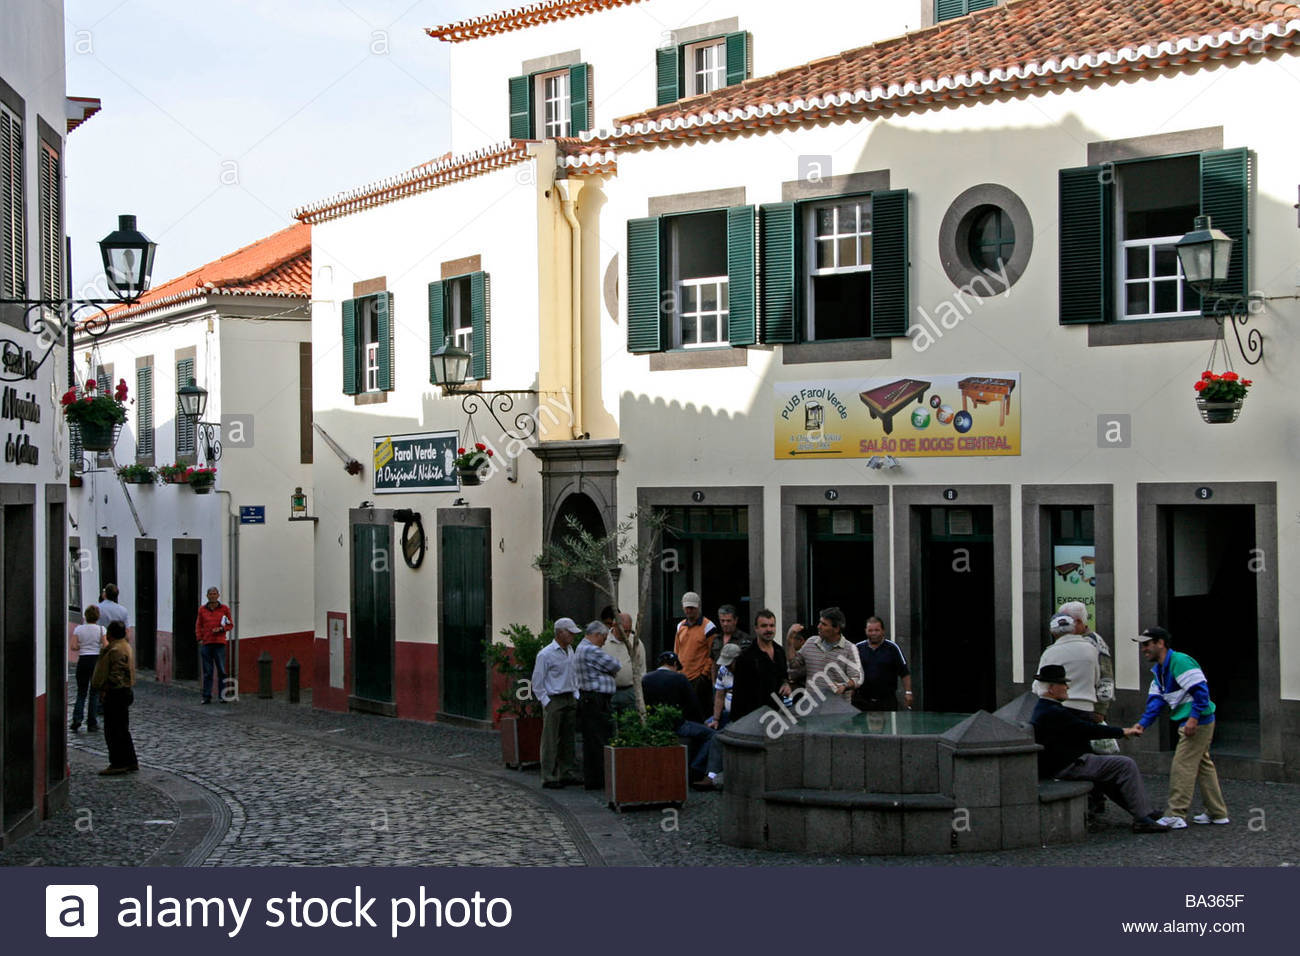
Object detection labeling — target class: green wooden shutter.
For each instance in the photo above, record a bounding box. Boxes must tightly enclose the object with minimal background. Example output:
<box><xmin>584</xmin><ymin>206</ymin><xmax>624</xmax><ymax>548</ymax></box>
<box><xmin>937</xmin><ymin>0</ymin><xmax>995</xmax><ymax>20</ymax></box>
<box><xmin>509</xmin><ymin>74</ymin><xmax>533</xmax><ymax>139</ymax></box>
<box><xmin>427</xmin><ymin>280</ymin><xmax>446</xmax><ymax>385</ymax></box>
<box><xmin>726</xmin><ymin>205</ymin><xmax>757</xmax><ymax>346</ymax></box>
<box><xmin>627</xmin><ymin>217</ymin><xmax>662</xmax><ymax>352</ymax></box>
<box><xmin>569</xmin><ymin>63</ymin><xmax>591</xmax><ymax>134</ymax></box>
<box><xmin>175</xmin><ymin>358</ymin><xmax>195</xmax><ymax>457</ymax></box>
<box><xmin>870</xmin><ymin>189</ymin><xmax>910</xmax><ymax>337</ymax></box>
<box><xmin>970</xmin><ymin>0</ymin><xmax>997</xmax><ymax>12</ymax></box>
<box><xmin>136</xmin><ymin>366</ymin><xmax>154</xmax><ymax>459</ymax></box>
<box><xmin>1200</xmin><ymin>148</ymin><xmax>1250</xmax><ymax>300</ymax></box>
<box><xmin>656</xmin><ymin>47</ymin><xmax>681</xmax><ymax>106</ymax></box>
<box><xmin>375</xmin><ymin>291</ymin><xmax>394</xmax><ymax>391</ymax></box>
<box><xmin>1058</xmin><ymin>166</ymin><xmax>1111</xmax><ymax>325</ymax></box>
<box><xmin>341</xmin><ymin>297</ymin><xmax>359</xmax><ymax>395</ymax></box>
<box><xmin>760</xmin><ymin>203</ymin><xmax>798</xmax><ymax>344</ymax></box>
<box><xmin>725</xmin><ymin>33</ymin><xmax>751</xmax><ymax>87</ymax></box>
<box><xmin>470</xmin><ymin>271</ymin><xmax>490</xmax><ymax>381</ymax></box>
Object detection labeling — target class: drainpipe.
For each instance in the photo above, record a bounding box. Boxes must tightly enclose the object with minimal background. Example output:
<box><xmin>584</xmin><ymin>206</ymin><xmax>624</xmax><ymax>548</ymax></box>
<box><xmin>216</xmin><ymin>488</ymin><xmax>239</xmax><ymax>688</ymax></box>
<box><xmin>555</xmin><ymin>176</ymin><xmax>586</xmax><ymax>439</ymax></box>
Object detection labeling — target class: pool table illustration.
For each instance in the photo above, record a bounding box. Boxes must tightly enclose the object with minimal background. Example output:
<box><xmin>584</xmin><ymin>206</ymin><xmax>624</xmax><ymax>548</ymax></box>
<box><xmin>957</xmin><ymin>376</ymin><xmax>1017</xmax><ymax>426</ymax></box>
<box><xmin>859</xmin><ymin>378</ymin><xmax>931</xmax><ymax>435</ymax></box>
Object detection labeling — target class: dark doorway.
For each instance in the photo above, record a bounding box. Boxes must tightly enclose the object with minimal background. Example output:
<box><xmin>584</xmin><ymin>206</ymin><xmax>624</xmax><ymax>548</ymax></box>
<box><xmin>135</xmin><ymin>549</ymin><xmax>157</xmax><ymax>670</ymax></box>
<box><xmin>916</xmin><ymin>506</ymin><xmax>996</xmax><ymax>713</ymax></box>
<box><xmin>46</xmin><ymin>501</ymin><xmax>67</xmax><ymax>800</ymax></box>
<box><xmin>441</xmin><ymin>524</ymin><xmax>488</xmax><ymax>721</ymax></box>
<box><xmin>547</xmin><ymin>493</ymin><xmax>608</xmax><ymax>623</ymax></box>
<box><xmin>656</xmin><ymin>506</ymin><xmax>749</xmax><ymax>659</ymax></box>
<box><xmin>352</xmin><ymin>523</ymin><xmax>394</xmax><ymax>707</ymax></box>
<box><xmin>1158</xmin><ymin>504</ymin><xmax>1259</xmax><ymax>756</ymax></box>
<box><xmin>2</xmin><ymin>503</ymin><xmax>36</xmax><ymax>832</ymax></box>
<box><xmin>171</xmin><ymin>552</ymin><xmax>201</xmax><ymax>681</ymax></box>
<box><xmin>98</xmin><ymin>541</ymin><xmax>117</xmax><ymax>597</ymax></box>
<box><xmin>803</xmin><ymin>507</ymin><xmax>875</xmax><ymax>635</ymax></box>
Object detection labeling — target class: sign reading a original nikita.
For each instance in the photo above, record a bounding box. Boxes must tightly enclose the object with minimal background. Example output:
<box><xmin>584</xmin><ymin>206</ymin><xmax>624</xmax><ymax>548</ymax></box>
<box><xmin>774</xmin><ymin>373</ymin><xmax>1021</xmax><ymax>459</ymax></box>
<box><xmin>372</xmin><ymin>430</ymin><xmax>460</xmax><ymax>494</ymax></box>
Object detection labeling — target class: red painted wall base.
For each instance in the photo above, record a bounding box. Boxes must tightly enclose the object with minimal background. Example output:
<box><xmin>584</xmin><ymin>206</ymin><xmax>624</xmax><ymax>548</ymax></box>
<box><xmin>236</xmin><ymin>631</ymin><xmax>315</xmax><ymax>694</ymax></box>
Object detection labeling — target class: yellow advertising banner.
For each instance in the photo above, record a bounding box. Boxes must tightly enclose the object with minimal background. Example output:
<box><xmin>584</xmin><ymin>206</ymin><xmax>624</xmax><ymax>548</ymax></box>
<box><xmin>774</xmin><ymin>372</ymin><xmax>1021</xmax><ymax>459</ymax></box>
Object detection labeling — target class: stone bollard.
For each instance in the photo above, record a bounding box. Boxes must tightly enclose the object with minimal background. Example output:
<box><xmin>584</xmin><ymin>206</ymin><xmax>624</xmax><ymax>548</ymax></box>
<box><xmin>257</xmin><ymin>651</ymin><xmax>273</xmax><ymax>699</ymax></box>
<box><xmin>286</xmin><ymin>656</ymin><xmax>300</xmax><ymax>704</ymax></box>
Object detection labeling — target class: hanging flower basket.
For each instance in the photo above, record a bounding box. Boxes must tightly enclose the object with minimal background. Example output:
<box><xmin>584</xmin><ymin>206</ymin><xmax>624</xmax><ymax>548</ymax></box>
<box><xmin>1193</xmin><ymin>371</ymin><xmax>1251</xmax><ymax>425</ymax></box>
<box><xmin>185</xmin><ymin>466</ymin><xmax>217</xmax><ymax>494</ymax></box>
<box><xmin>453</xmin><ymin>443</ymin><xmax>494</xmax><ymax>486</ymax></box>
<box><xmin>61</xmin><ymin>378</ymin><xmax>130</xmax><ymax>451</ymax></box>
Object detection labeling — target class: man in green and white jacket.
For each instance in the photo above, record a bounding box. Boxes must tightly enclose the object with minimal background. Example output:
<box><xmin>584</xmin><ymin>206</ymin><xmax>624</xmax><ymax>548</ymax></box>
<box><xmin>1127</xmin><ymin>626</ymin><xmax>1229</xmax><ymax>829</ymax></box>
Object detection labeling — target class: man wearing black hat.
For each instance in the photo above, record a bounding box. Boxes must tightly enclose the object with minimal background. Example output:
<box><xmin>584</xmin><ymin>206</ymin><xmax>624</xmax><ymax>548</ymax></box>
<box><xmin>1030</xmin><ymin>664</ymin><xmax>1168</xmax><ymax>833</ymax></box>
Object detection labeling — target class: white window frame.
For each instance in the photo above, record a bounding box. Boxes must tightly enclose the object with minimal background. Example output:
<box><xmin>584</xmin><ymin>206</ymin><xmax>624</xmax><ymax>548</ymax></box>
<box><xmin>684</xmin><ymin>39</ymin><xmax>726</xmax><ymax>97</ymax></box>
<box><xmin>363</xmin><ymin>302</ymin><xmax>380</xmax><ymax>392</ymax></box>
<box><xmin>1120</xmin><ymin>235</ymin><xmax>1198</xmax><ymax>321</ymax></box>
<box><xmin>802</xmin><ymin>198</ymin><xmax>873</xmax><ymax>341</ymax></box>
<box><xmin>667</xmin><ymin>215</ymin><xmax>729</xmax><ymax>349</ymax></box>
<box><xmin>448</xmin><ymin>277</ymin><xmax>475</xmax><ymax>359</ymax></box>
<box><xmin>534</xmin><ymin>69</ymin><xmax>571</xmax><ymax>139</ymax></box>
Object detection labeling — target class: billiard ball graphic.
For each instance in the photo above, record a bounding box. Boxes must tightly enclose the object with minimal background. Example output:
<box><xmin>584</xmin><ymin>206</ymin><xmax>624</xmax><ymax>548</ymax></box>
<box><xmin>911</xmin><ymin>408</ymin><xmax>931</xmax><ymax>429</ymax></box>
<box><xmin>929</xmin><ymin>395</ymin><xmax>942</xmax><ymax>409</ymax></box>
<box><xmin>953</xmin><ymin>410</ymin><xmax>974</xmax><ymax>433</ymax></box>
<box><xmin>936</xmin><ymin>405</ymin><xmax>955</xmax><ymax>425</ymax></box>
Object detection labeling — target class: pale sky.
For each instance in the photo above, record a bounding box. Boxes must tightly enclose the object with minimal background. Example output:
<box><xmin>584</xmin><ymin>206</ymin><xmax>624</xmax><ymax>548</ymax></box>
<box><xmin>65</xmin><ymin>0</ymin><xmax>501</xmax><ymax>295</ymax></box>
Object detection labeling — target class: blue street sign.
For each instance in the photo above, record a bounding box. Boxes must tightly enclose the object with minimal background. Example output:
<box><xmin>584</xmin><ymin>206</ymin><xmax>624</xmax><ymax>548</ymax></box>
<box><xmin>239</xmin><ymin>506</ymin><xmax>266</xmax><ymax>525</ymax></box>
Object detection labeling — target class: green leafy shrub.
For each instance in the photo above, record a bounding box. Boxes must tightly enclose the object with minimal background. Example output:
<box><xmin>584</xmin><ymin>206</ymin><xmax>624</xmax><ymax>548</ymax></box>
<box><xmin>610</xmin><ymin>704</ymin><xmax>681</xmax><ymax>748</ymax></box>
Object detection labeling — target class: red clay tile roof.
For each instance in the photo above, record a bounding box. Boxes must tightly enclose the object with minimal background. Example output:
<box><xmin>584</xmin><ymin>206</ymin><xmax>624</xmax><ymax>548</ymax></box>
<box><xmin>293</xmin><ymin>142</ymin><xmax>534</xmax><ymax>224</ymax></box>
<box><xmin>427</xmin><ymin>0</ymin><xmax>646</xmax><ymax>42</ymax></box>
<box><xmin>586</xmin><ymin>0</ymin><xmax>1300</xmax><ymax>149</ymax></box>
<box><xmin>95</xmin><ymin>222</ymin><xmax>311</xmax><ymax>324</ymax></box>
<box><xmin>66</xmin><ymin>96</ymin><xmax>101</xmax><ymax>134</ymax></box>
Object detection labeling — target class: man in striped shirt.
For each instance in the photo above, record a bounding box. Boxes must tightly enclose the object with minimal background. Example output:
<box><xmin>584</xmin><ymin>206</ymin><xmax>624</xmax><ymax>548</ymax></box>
<box><xmin>575</xmin><ymin>620</ymin><xmax>622</xmax><ymax>790</ymax></box>
<box><xmin>788</xmin><ymin>607</ymin><xmax>863</xmax><ymax>703</ymax></box>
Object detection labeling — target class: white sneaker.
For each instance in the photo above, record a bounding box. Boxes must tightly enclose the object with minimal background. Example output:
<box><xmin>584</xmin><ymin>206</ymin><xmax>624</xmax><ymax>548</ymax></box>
<box><xmin>1191</xmin><ymin>813</ymin><xmax>1230</xmax><ymax>825</ymax></box>
<box><xmin>1156</xmin><ymin>815</ymin><xmax>1188</xmax><ymax>829</ymax></box>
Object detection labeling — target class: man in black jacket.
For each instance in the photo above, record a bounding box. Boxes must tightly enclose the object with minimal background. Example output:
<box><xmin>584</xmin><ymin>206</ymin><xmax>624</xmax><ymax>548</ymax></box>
<box><xmin>729</xmin><ymin>609</ymin><xmax>791</xmax><ymax>721</ymax></box>
<box><xmin>642</xmin><ymin>652</ymin><xmax>717</xmax><ymax>787</ymax></box>
<box><xmin>1030</xmin><ymin>664</ymin><xmax>1168</xmax><ymax>834</ymax></box>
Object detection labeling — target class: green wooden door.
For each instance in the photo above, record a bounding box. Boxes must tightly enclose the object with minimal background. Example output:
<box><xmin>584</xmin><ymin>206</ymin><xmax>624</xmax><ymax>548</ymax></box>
<box><xmin>441</xmin><ymin>525</ymin><xmax>488</xmax><ymax>720</ymax></box>
<box><xmin>353</xmin><ymin>523</ymin><xmax>394</xmax><ymax>704</ymax></box>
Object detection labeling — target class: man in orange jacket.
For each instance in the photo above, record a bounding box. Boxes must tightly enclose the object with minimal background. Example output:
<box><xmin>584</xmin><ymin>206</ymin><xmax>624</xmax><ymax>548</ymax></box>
<box><xmin>196</xmin><ymin>586</ymin><xmax>234</xmax><ymax>704</ymax></box>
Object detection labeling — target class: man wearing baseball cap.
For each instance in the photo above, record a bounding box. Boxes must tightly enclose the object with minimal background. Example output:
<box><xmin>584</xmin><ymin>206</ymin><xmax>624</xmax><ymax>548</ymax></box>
<box><xmin>531</xmin><ymin>617</ymin><xmax>581</xmax><ymax>788</ymax></box>
<box><xmin>1032</xmin><ymin>613</ymin><xmax>1102</xmax><ymax>715</ymax></box>
<box><xmin>1030</xmin><ymin>664</ymin><xmax>1167</xmax><ymax>833</ymax></box>
<box><xmin>1126</xmin><ymin>626</ymin><xmax>1229</xmax><ymax>829</ymax></box>
<box><xmin>674</xmin><ymin>591</ymin><xmax>718</xmax><ymax>719</ymax></box>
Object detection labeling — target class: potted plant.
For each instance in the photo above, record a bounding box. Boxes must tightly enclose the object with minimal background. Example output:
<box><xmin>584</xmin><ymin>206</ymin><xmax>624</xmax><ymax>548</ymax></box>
<box><xmin>185</xmin><ymin>465</ymin><xmax>217</xmax><ymax>494</ymax></box>
<box><xmin>59</xmin><ymin>378</ymin><xmax>129</xmax><ymax>451</ymax></box>
<box><xmin>157</xmin><ymin>462</ymin><xmax>187</xmax><ymax>484</ymax></box>
<box><xmin>484</xmin><ymin>622</ymin><xmax>550</xmax><ymax>768</ymax></box>
<box><xmin>1193</xmin><ymin>370</ymin><xmax>1252</xmax><ymax>424</ymax></box>
<box><xmin>453</xmin><ymin>442</ymin><xmax>494</xmax><ymax>485</ymax></box>
<box><xmin>116</xmin><ymin>463</ymin><xmax>156</xmax><ymax>485</ymax></box>
<box><xmin>604</xmin><ymin>704</ymin><xmax>688</xmax><ymax>811</ymax></box>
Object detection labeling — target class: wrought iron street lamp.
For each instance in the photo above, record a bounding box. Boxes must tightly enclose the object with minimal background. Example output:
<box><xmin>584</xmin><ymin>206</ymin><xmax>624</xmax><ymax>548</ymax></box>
<box><xmin>429</xmin><ymin>336</ymin><xmax>537</xmax><ymax>442</ymax></box>
<box><xmin>1175</xmin><ymin>214</ymin><xmax>1263</xmax><ymax>365</ymax></box>
<box><xmin>98</xmin><ymin>214</ymin><xmax>157</xmax><ymax>301</ymax></box>
<box><xmin>177</xmin><ymin>377</ymin><xmax>222</xmax><ymax>462</ymax></box>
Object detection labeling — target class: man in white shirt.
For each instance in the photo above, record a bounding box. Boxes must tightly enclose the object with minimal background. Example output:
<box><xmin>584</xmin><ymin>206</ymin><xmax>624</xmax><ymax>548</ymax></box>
<box><xmin>97</xmin><ymin>583</ymin><xmax>130</xmax><ymax>630</ymax></box>
<box><xmin>1032</xmin><ymin>613</ymin><xmax>1101</xmax><ymax>714</ymax></box>
<box><xmin>532</xmin><ymin>617</ymin><xmax>581</xmax><ymax>789</ymax></box>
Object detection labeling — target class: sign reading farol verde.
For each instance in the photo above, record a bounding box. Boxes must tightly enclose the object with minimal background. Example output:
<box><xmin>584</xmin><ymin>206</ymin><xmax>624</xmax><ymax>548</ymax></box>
<box><xmin>775</xmin><ymin>373</ymin><xmax>1021</xmax><ymax>459</ymax></box>
<box><xmin>372</xmin><ymin>430</ymin><xmax>460</xmax><ymax>494</ymax></box>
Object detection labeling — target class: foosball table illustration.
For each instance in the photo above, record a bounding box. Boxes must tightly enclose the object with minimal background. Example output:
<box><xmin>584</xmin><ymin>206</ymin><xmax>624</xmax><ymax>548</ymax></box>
<box><xmin>957</xmin><ymin>376</ymin><xmax>1016</xmax><ymax>426</ymax></box>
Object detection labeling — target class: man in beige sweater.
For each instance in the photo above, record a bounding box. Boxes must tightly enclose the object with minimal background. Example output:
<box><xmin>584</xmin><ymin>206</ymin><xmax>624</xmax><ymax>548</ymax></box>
<box><xmin>788</xmin><ymin>607</ymin><xmax>864</xmax><ymax>702</ymax></box>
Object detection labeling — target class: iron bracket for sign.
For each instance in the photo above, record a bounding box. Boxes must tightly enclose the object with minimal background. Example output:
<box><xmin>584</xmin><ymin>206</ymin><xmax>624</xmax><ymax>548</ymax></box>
<box><xmin>196</xmin><ymin>420</ymin><xmax>222</xmax><ymax>463</ymax></box>
<box><xmin>453</xmin><ymin>390</ymin><xmax>538</xmax><ymax>443</ymax></box>
<box><xmin>0</xmin><ymin>300</ymin><xmax>122</xmax><ymax>383</ymax></box>
<box><xmin>1201</xmin><ymin>292</ymin><xmax>1264</xmax><ymax>366</ymax></box>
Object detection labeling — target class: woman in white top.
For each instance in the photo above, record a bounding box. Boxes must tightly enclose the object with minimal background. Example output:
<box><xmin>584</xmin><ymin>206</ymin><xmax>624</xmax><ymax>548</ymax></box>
<box><xmin>69</xmin><ymin>604</ymin><xmax>108</xmax><ymax>732</ymax></box>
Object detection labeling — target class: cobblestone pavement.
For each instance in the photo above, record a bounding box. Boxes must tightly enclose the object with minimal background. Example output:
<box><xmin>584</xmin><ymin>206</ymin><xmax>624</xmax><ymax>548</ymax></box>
<box><xmin>7</xmin><ymin>676</ymin><xmax>1300</xmax><ymax>868</ymax></box>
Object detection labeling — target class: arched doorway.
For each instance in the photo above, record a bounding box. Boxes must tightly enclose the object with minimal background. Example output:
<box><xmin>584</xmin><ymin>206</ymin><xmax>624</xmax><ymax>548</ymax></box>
<box><xmin>547</xmin><ymin>493</ymin><xmax>610</xmax><ymax>625</ymax></box>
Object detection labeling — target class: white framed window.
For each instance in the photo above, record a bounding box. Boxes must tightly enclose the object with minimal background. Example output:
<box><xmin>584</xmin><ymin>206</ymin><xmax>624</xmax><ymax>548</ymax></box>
<box><xmin>535</xmin><ymin>70</ymin><xmax>571</xmax><ymax>139</ymax></box>
<box><xmin>667</xmin><ymin>212</ymin><xmax>729</xmax><ymax>349</ymax></box>
<box><xmin>364</xmin><ymin>304</ymin><xmax>380</xmax><ymax>391</ymax></box>
<box><xmin>685</xmin><ymin>40</ymin><xmax>726</xmax><ymax>97</ymax></box>
<box><xmin>447</xmin><ymin>275</ymin><xmax>474</xmax><ymax>357</ymax></box>
<box><xmin>1116</xmin><ymin>156</ymin><xmax>1199</xmax><ymax>321</ymax></box>
<box><xmin>803</xmin><ymin>198</ymin><xmax>872</xmax><ymax>341</ymax></box>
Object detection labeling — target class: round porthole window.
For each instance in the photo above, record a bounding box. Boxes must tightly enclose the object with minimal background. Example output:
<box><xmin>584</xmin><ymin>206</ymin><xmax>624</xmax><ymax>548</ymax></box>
<box><xmin>939</xmin><ymin>185</ymin><xmax>1033</xmax><ymax>295</ymax></box>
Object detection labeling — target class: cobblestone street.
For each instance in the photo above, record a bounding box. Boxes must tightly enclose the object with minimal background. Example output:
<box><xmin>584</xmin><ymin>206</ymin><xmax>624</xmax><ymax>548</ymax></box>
<box><xmin>4</xmin><ymin>676</ymin><xmax>1299</xmax><ymax>868</ymax></box>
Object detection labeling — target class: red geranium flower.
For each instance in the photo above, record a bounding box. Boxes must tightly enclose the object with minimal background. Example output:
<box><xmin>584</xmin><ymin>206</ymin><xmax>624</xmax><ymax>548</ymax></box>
<box><xmin>1221</xmin><ymin>372</ymin><xmax>1238</xmax><ymax>381</ymax></box>
<box><xmin>1201</xmin><ymin>371</ymin><xmax>1214</xmax><ymax>380</ymax></box>
<box><xmin>487</xmin><ymin>449</ymin><xmax>494</xmax><ymax>457</ymax></box>
<box><xmin>1193</xmin><ymin>380</ymin><xmax>1206</xmax><ymax>392</ymax></box>
<box><xmin>84</xmin><ymin>379</ymin><xmax>96</xmax><ymax>390</ymax></box>
<box><xmin>1242</xmin><ymin>379</ymin><xmax>1253</xmax><ymax>386</ymax></box>
<box><xmin>474</xmin><ymin>442</ymin><xmax>486</xmax><ymax>451</ymax></box>
<box><xmin>457</xmin><ymin>447</ymin><xmax>465</xmax><ymax>455</ymax></box>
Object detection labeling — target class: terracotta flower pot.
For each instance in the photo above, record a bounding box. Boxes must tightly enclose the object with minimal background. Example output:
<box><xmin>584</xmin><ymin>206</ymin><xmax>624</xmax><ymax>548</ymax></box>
<box><xmin>604</xmin><ymin>744</ymin><xmax>688</xmax><ymax>811</ymax></box>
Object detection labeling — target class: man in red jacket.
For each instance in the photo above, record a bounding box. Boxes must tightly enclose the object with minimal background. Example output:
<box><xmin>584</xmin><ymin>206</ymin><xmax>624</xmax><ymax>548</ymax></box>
<box><xmin>196</xmin><ymin>587</ymin><xmax>234</xmax><ymax>704</ymax></box>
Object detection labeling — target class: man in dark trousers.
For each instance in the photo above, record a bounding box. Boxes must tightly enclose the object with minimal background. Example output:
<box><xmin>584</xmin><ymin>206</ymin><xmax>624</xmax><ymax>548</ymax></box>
<box><xmin>642</xmin><ymin>651</ymin><xmax>718</xmax><ymax>787</ymax></box>
<box><xmin>852</xmin><ymin>616</ymin><xmax>913</xmax><ymax>711</ymax></box>
<box><xmin>196</xmin><ymin>586</ymin><xmax>234</xmax><ymax>703</ymax></box>
<box><xmin>729</xmin><ymin>609</ymin><xmax>791</xmax><ymax>721</ymax></box>
<box><xmin>574</xmin><ymin>620</ymin><xmax>622</xmax><ymax>790</ymax></box>
<box><xmin>90</xmin><ymin>621</ymin><xmax>138</xmax><ymax>775</ymax></box>
<box><xmin>1030</xmin><ymin>664</ymin><xmax>1167</xmax><ymax>833</ymax></box>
